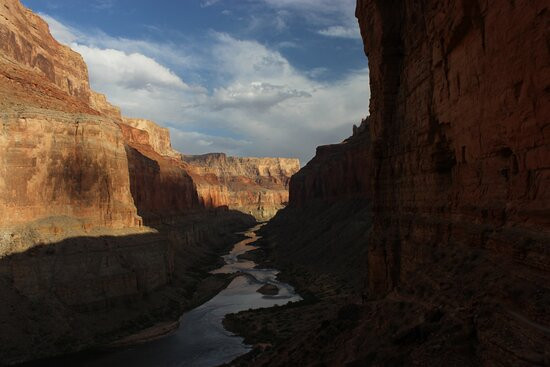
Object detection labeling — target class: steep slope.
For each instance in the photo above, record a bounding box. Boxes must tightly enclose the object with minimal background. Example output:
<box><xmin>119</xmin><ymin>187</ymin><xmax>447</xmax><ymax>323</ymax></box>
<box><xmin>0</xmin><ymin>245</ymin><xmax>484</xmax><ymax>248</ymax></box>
<box><xmin>118</xmin><ymin>120</ymin><xmax>200</xmax><ymax>223</ymax></box>
<box><xmin>183</xmin><ymin>153</ymin><xmax>300</xmax><ymax>221</ymax></box>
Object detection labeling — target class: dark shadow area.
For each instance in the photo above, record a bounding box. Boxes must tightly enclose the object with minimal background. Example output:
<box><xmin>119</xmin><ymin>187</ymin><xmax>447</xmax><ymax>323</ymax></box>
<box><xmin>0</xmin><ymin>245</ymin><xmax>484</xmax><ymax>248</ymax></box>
<box><xmin>1</xmin><ymin>209</ymin><xmax>255</xmax><ymax>366</ymax></box>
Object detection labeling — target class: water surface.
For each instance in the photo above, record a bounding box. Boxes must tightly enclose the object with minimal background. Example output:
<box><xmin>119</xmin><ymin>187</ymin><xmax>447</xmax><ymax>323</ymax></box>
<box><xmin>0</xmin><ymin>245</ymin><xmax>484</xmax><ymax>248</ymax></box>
<box><xmin>75</xmin><ymin>224</ymin><xmax>301</xmax><ymax>367</ymax></box>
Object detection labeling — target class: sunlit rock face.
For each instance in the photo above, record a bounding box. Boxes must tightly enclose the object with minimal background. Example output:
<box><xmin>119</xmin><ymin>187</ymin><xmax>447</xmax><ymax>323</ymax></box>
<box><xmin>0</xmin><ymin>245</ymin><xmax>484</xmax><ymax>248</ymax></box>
<box><xmin>356</xmin><ymin>0</ymin><xmax>549</xmax><ymax>364</ymax></box>
<box><xmin>122</xmin><ymin>117</ymin><xmax>180</xmax><ymax>159</ymax></box>
<box><xmin>0</xmin><ymin>0</ymin><xmax>142</xmax><ymax>252</ymax></box>
<box><xmin>183</xmin><ymin>153</ymin><xmax>300</xmax><ymax>221</ymax></box>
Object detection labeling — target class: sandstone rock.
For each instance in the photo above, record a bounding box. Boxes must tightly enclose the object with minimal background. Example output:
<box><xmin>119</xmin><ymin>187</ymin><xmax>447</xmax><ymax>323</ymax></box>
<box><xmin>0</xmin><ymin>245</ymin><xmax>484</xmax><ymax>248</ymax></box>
<box><xmin>183</xmin><ymin>153</ymin><xmax>300</xmax><ymax>221</ymax></box>
<box><xmin>0</xmin><ymin>0</ymin><xmax>91</xmax><ymax>102</ymax></box>
<box><xmin>257</xmin><ymin>284</ymin><xmax>279</xmax><ymax>296</ymax></box>
<box><xmin>0</xmin><ymin>0</ymin><xmax>142</xmax><ymax>244</ymax></box>
<box><xmin>289</xmin><ymin>125</ymin><xmax>370</xmax><ymax>207</ymax></box>
<box><xmin>356</xmin><ymin>0</ymin><xmax>549</xmax><ymax>364</ymax></box>
<box><xmin>122</xmin><ymin>117</ymin><xmax>180</xmax><ymax>159</ymax></box>
<box><xmin>119</xmin><ymin>121</ymin><xmax>200</xmax><ymax>223</ymax></box>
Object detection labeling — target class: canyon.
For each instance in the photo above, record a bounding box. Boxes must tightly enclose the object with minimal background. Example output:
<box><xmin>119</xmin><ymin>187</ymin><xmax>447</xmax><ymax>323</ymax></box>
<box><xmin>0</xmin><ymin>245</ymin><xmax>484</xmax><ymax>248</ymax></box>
<box><xmin>0</xmin><ymin>0</ymin><xmax>297</xmax><ymax>364</ymax></box>
<box><xmin>0</xmin><ymin>0</ymin><xmax>548</xmax><ymax>365</ymax></box>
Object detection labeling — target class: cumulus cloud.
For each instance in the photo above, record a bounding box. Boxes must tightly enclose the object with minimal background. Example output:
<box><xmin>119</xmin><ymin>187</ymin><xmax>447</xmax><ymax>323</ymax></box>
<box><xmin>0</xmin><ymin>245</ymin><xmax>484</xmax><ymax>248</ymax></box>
<box><xmin>72</xmin><ymin>45</ymin><xmax>188</xmax><ymax>90</ymax></box>
<box><xmin>318</xmin><ymin>26</ymin><xmax>360</xmax><ymax>39</ymax></box>
<box><xmin>40</xmin><ymin>15</ymin><xmax>369</xmax><ymax>165</ymax></box>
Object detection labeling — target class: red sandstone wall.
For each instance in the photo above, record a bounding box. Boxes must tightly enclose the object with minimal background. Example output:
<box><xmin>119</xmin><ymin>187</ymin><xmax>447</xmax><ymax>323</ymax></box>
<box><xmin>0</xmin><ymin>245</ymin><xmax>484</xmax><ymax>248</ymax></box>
<box><xmin>356</xmin><ymin>0</ymin><xmax>549</xmax><ymax>364</ymax></box>
<box><xmin>119</xmin><ymin>123</ymin><xmax>200</xmax><ymax>222</ymax></box>
<box><xmin>183</xmin><ymin>153</ymin><xmax>300</xmax><ymax>220</ymax></box>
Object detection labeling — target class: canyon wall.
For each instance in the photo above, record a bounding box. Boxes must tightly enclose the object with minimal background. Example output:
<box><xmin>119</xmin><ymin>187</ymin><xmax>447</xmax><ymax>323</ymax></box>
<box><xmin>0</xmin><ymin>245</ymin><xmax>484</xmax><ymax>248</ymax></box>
<box><xmin>118</xmin><ymin>121</ymin><xmax>200</xmax><ymax>223</ymax></box>
<box><xmin>183</xmin><ymin>153</ymin><xmax>300</xmax><ymax>220</ymax></box>
<box><xmin>289</xmin><ymin>119</ymin><xmax>371</xmax><ymax>207</ymax></box>
<box><xmin>356</xmin><ymin>0</ymin><xmax>549</xmax><ymax>365</ymax></box>
<box><xmin>0</xmin><ymin>0</ymin><xmax>142</xmax><ymax>253</ymax></box>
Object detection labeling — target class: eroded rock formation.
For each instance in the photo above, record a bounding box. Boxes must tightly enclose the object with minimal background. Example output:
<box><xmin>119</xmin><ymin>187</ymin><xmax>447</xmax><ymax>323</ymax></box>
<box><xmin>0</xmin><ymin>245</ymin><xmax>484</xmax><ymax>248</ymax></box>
<box><xmin>289</xmin><ymin>120</ymin><xmax>370</xmax><ymax>207</ymax></box>
<box><xmin>0</xmin><ymin>0</ymin><xmax>142</xmax><ymax>254</ymax></box>
<box><xmin>183</xmin><ymin>153</ymin><xmax>300</xmax><ymax>221</ymax></box>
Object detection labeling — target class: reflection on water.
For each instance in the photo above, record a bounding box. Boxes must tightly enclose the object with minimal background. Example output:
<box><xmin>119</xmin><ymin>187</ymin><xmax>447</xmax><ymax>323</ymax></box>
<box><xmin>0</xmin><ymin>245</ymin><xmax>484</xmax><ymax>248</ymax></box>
<box><xmin>74</xmin><ymin>224</ymin><xmax>301</xmax><ymax>367</ymax></box>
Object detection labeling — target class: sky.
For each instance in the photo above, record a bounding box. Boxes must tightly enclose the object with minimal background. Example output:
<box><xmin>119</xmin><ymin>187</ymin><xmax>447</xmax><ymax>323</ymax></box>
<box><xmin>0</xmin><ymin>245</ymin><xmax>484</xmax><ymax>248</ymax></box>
<box><xmin>22</xmin><ymin>0</ymin><xmax>369</xmax><ymax>165</ymax></box>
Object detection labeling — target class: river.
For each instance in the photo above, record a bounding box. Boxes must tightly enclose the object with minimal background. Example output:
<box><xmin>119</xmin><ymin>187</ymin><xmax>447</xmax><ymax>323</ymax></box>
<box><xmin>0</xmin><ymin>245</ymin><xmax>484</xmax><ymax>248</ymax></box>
<box><xmin>71</xmin><ymin>224</ymin><xmax>301</xmax><ymax>367</ymax></box>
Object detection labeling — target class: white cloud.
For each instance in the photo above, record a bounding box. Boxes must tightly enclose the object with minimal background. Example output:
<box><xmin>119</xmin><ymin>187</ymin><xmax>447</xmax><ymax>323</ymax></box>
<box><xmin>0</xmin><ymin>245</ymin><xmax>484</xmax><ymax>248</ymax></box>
<box><xmin>72</xmin><ymin>45</ymin><xmax>188</xmax><ymax>90</ymax></box>
<box><xmin>40</xmin><ymin>16</ymin><xmax>369</xmax><ymax>165</ymax></box>
<box><xmin>200</xmin><ymin>0</ymin><xmax>220</xmax><ymax>7</ymax></box>
<box><xmin>318</xmin><ymin>25</ymin><xmax>360</xmax><ymax>39</ymax></box>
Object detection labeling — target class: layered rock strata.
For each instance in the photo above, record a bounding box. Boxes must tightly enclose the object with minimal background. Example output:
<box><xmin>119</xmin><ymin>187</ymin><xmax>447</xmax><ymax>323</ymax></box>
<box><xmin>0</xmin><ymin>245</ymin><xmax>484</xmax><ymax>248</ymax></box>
<box><xmin>183</xmin><ymin>153</ymin><xmax>300</xmax><ymax>221</ymax></box>
<box><xmin>0</xmin><ymin>0</ymin><xmax>141</xmax><ymax>248</ymax></box>
<box><xmin>118</xmin><ymin>121</ymin><xmax>200</xmax><ymax>223</ymax></box>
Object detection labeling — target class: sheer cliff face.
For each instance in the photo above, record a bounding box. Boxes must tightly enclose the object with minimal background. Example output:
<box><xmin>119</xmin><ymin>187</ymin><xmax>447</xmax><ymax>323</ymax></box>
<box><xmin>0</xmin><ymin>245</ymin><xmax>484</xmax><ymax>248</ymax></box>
<box><xmin>122</xmin><ymin>118</ymin><xmax>180</xmax><ymax>159</ymax></box>
<box><xmin>355</xmin><ymin>0</ymin><xmax>549</xmax><ymax>364</ymax></box>
<box><xmin>118</xmin><ymin>121</ymin><xmax>200</xmax><ymax>222</ymax></box>
<box><xmin>0</xmin><ymin>0</ymin><xmax>141</xmax><ymax>248</ymax></box>
<box><xmin>289</xmin><ymin>124</ymin><xmax>371</xmax><ymax>208</ymax></box>
<box><xmin>0</xmin><ymin>0</ymin><xmax>90</xmax><ymax>101</ymax></box>
<box><xmin>183</xmin><ymin>153</ymin><xmax>300</xmax><ymax>221</ymax></box>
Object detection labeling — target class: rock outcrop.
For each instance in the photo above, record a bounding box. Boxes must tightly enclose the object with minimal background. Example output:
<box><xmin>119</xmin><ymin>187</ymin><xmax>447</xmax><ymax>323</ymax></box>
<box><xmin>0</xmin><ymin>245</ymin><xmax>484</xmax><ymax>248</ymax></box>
<box><xmin>122</xmin><ymin>117</ymin><xmax>180</xmax><ymax>159</ymax></box>
<box><xmin>183</xmin><ymin>153</ymin><xmax>300</xmax><ymax>221</ymax></box>
<box><xmin>289</xmin><ymin>120</ymin><xmax>370</xmax><ymax>207</ymax></box>
<box><xmin>118</xmin><ymin>121</ymin><xmax>200</xmax><ymax>223</ymax></box>
<box><xmin>0</xmin><ymin>0</ymin><xmax>141</xmax><ymax>251</ymax></box>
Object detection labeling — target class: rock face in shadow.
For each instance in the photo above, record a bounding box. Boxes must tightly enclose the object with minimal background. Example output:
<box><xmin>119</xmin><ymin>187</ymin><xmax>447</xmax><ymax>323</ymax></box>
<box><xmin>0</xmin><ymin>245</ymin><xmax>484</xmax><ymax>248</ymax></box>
<box><xmin>355</xmin><ymin>0</ymin><xmax>549</xmax><ymax>365</ymax></box>
<box><xmin>183</xmin><ymin>153</ymin><xmax>300</xmax><ymax>221</ymax></box>
<box><xmin>118</xmin><ymin>121</ymin><xmax>200</xmax><ymax>223</ymax></box>
<box><xmin>289</xmin><ymin>121</ymin><xmax>371</xmax><ymax>207</ymax></box>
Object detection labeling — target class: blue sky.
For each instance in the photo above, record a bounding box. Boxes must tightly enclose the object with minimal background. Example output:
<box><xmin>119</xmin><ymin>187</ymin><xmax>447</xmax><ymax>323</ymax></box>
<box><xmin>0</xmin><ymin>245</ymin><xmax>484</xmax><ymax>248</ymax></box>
<box><xmin>22</xmin><ymin>0</ymin><xmax>369</xmax><ymax>164</ymax></box>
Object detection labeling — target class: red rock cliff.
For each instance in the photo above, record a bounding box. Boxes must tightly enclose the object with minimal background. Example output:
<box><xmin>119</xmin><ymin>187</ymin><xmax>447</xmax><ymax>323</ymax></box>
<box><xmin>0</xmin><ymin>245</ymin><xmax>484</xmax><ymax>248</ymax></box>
<box><xmin>355</xmin><ymin>0</ymin><xmax>549</xmax><ymax>364</ymax></box>
<box><xmin>183</xmin><ymin>153</ymin><xmax>300</xmax><ymax>220</ymax></box>
<box><xmin>118</xmin><ymin>121</ymin><xmax>200</xmax><ymax>223</ymax></box>
<box><xmin>0</xmin><ymin>0</ymin><xmax>142</xmax><ymax>249</ymax></box>
<box><xmin>289</xmin><ymin>119</ymin><xmax>371</xmax><ymax>207</ymax></box>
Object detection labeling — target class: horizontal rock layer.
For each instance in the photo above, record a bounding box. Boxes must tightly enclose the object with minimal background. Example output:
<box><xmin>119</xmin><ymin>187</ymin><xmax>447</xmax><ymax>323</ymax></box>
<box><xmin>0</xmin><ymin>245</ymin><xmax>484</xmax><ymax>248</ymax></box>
<box><xmin>183</xmin><ymin>153</ymin><xmax>300</xmax><ymax>221</ymax></box>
